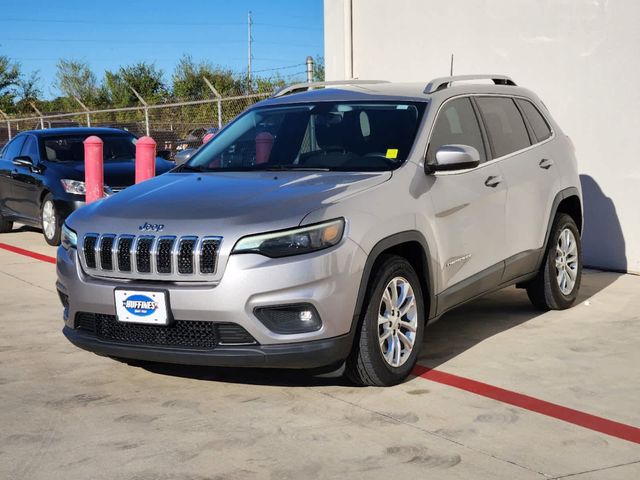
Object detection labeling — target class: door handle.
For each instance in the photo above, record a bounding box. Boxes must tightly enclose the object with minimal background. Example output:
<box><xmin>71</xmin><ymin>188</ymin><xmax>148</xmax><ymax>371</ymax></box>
<box><xmin>484</xmin><ymin>175</ymin><xmax>503</xmax><ymax>188</ymax></box>
<box><xmin>539</xmin><ymin>158</ymin><xmax>554</xmax><ymax>169</ymax></box>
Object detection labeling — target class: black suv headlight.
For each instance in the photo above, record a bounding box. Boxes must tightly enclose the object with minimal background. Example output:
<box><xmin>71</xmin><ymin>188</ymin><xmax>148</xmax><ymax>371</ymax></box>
<box><xmin>232</xmin><ymin>218</ymin><xmax>345</xmax><ymax>258</ymax></box>
<box><xmin>61</xmin><ymin>224</ymin><xmax>78</xmax><ymax>250</ymax></box>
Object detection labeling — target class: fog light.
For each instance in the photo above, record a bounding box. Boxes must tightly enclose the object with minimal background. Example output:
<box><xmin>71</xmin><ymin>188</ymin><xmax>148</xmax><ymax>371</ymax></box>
<box><xmin>299</xmin><ymin>310</ymin><xmax>314</xmax><ymax>322</ymax></box>
<box><xmin>254</xmin><ymin>304</ymin><xmax>322</xmax><ymax>334</ymax></box>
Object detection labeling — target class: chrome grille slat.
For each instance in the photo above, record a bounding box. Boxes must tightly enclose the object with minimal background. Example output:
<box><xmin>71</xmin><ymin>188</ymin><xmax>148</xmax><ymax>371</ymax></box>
<box><xmin>178</xmin><ymin>237</ymin><xmax>197</xmax><ymax>274</ymax></box>
<box><xmin>99</xmin><ymin>235</ymin><xmax>116</xmax><ymax>271</ymax></box>
<box><xmin>136</xmin><ymin>236</ymin><xmax>155</xmax><ymax>274</ymax></box>
<box><xmin>200</xmin><ymin>238</ymin><xmax>220</xmax><ymax>274</ymax></box>
<box><xmin>116</xmin><ymin>236</ymin><xmax>135</xmax><ymax>272</ymax></box>
<box><xmin>83</xmin><ymin>234</ymin><xmax>98</xmax><ymax>269</ymax></box>
<box><xmin>156</xmin><ymin>236</ymin><xmax>176</xmax><ymax>274</ymax></box>
<box><xmin>80</xmin><ymin>233</ymin><xmax>222</xmax><ymax>281</ymax></box>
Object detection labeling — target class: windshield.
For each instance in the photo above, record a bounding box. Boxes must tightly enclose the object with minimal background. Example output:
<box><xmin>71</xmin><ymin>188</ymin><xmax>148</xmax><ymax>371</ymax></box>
<box><xmin>184</xmin><ymin>101</ymin><xmax>426</xmax><ymax>172</ymax></box>
<box><xmin>43</xmin><ymin>134</ymin><xmax>137</xmax><ymax>162</ymax></box>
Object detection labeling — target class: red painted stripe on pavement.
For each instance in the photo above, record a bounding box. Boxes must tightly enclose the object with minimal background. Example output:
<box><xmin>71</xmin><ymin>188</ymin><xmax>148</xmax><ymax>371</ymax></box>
<box><xmin>0</xmin><ymin>242</ymin><xmax>56</xmax><ymax>264</ymax></box>
<box><xmin>413</xmin><ymin>365</ymin><xmax>640</xmax><ymax>445</ymax></box>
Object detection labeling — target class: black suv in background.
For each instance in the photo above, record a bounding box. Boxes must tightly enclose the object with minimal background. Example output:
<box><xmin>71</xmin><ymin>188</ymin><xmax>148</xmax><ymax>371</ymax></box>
<box><xmin>0</xmin><ymin>128</ymin><xmax>174</xmax><ymax>245</ymax></box>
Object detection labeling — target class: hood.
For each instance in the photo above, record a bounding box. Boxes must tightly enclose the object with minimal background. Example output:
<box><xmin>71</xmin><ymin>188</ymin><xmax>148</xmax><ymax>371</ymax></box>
<box><xmin>47</xmin><ymin>158</ymin><xmax>174</xmax><ymax>187</ymax></box>
<box><xmin>68</xmin><ymin>170</ymin><xmax>391</xmax><ymax>237</ymax></box>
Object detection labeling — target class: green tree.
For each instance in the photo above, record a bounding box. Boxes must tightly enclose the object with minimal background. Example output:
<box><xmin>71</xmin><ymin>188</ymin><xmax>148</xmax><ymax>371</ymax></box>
<box><xmin>14</xmin><ymin>71</ymin><xmax>42</xmax><ymax>113</ymax></box>
<box><xmin>171</xmin><ymin>55</ymin><xmax>242</xmax><ymax>99</ymax></box>
<box><xmin>0</xmin><ymin>55</ymin><xmax>21</xmax><ymax>112</ymax></box>
<box><xmin>103</xmin><ymin>62</ymin><xmax>168</xmax><ymax>107</ymax></box>
<box><xmin>55</xmin><ymin>59</ymin><xmax>99</xmax><ymax>106</ymax></box>
<box><xmin>313</xmin><ymin>55</ymin><xmax>325</xmax><ymax>82</ymax></box>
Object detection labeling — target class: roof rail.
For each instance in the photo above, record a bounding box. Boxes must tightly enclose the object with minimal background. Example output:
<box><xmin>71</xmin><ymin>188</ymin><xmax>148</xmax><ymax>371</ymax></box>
<box><xmin>272</xmin><ymin>79</ymin><xmax>390</xmax><ymax>98</ymax></box>
<box><xmin>424</xmin><ymin>75</ymin><xmax>516</xmax><ymax>94</ymax></box>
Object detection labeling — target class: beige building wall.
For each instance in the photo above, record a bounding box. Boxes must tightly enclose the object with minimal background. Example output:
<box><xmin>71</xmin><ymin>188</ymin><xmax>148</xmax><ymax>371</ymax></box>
<box><xmin>324</xmin><ymin>0</ymin><xmax>640</xmax><ymax>273</ymax></box>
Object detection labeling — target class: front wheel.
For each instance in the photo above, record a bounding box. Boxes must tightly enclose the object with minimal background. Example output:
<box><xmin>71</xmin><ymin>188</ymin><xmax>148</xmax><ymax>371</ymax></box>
<box><xmin>526</xmin><ymin>213</ymin><xmax>582</xmax><ymax>310</ymax></box>
<box><xmin>345</xmin><ymin>255</ymin><xmax>425</xmax><ymax>386</ymax></box>
<box><xmin>41</xmin><ymin>194</ymin><xmax>61</xmax><ymax>246</ymax></box>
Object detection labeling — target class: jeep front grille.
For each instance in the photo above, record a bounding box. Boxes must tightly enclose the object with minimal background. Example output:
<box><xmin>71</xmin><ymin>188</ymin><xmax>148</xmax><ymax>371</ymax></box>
<box><xmin>80</xmin><ymin>233</ymin><xmax>222</xmax><ymax>281</ymax></box>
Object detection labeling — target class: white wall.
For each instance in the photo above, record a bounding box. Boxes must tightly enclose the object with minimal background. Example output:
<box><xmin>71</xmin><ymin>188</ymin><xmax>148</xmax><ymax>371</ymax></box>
<box><xmin>324</xmin><ymin>0</ymin><xmax>640</xmax><ymax>273</ymax></box>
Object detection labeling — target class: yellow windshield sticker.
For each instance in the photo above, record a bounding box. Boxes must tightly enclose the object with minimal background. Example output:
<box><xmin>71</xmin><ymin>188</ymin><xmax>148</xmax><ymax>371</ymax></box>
<box><xmin>385</xmin><ymin>148</ymin><xmax>398</xmax><ymax>159</ymax></box>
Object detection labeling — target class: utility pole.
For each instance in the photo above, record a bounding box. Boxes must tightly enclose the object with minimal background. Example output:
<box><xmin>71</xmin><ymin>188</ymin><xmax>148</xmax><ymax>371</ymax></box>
<box><xmin>247</xmin><ymin>11</ymin><xmax>253</xmax><ymax>91</ymax></box>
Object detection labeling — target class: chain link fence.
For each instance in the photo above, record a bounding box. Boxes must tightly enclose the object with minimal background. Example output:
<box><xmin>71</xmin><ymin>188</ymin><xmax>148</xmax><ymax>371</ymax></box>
<box><xmin>0</xmin><ymin>86</ymin><xmax>275</xmax><ymax>156</ymax></box>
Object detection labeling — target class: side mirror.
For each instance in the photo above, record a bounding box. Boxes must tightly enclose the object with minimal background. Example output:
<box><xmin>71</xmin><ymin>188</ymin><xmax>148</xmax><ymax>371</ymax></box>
<box><xmin>425</xmin><ymin>144</ymin><xmax>481</xmax><ymax>173</ymax></box>
<box><xmin>157</xmin><ymin>149</ymin><xmax>172</xmax><ymax>161</ymax></box>
<box><xmin>12</xmin><ymin>156</ymin><xmax>35</xmax><ymax>168</ymax></box>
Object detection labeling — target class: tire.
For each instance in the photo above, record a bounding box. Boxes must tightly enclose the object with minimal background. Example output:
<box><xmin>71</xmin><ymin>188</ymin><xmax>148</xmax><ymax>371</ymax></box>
<box><xmin>345</xmin><ymin>254</ymin><xmax>425</xmax><ymax>386</ymax></box>
<box><xmin>0</xmin><ymin>212</ymin><xmax>12</xmax><ymax>233</ymax></box>
<box><xmin>526</xmin><ymin>213</ymin><xmax>582</xmax><ymax>310</ymax></box>
<box><xmin>41</xmin><ymin>194</ymin><xmax>61</xmax><ymax>246</ymax></box>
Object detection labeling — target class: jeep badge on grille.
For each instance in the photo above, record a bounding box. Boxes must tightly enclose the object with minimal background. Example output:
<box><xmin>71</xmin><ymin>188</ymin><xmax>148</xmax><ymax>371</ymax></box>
<box><xmin>139</xmin><ymin>222</ymin><xmax>165</xmax><ymax>232</ymax></box>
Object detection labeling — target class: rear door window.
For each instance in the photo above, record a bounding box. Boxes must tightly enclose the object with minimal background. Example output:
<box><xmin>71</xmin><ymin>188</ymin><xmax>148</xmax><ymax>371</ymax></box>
<box><xmin>516</xmin><ymin>99</ymin><xmax>552</xmax><ymax>142</ymax></box>
<box><xmin>476</xmin><ymin>97</ymin><xmax>531</xmax><ymax>158</ymax></box>
<box><xmin>427</xmin><ymin>97</ymin><xmax>486</xmax><ymax>164</ymax></box>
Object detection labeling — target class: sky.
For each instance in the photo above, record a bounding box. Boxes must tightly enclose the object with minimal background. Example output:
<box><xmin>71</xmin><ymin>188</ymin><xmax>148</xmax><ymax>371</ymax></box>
<box><xmin>0</xmin><ymin>0</ymin><xmax>324</xmax><ymax>99</ymax></box>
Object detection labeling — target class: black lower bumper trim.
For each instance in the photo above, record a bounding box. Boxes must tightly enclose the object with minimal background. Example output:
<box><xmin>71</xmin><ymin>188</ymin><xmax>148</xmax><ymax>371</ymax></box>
<box><xmin>63</xmin><ymin>326</ymin><xmax>352</xmax><ymax>369</ymax></box>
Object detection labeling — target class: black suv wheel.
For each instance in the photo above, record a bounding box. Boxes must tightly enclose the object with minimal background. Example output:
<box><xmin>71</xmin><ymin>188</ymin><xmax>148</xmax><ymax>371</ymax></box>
<box><xmin>526</xmin><ymin>213</ymin><xmax>582</xmax><ymax>310</ymax></box>
<box><xmin>346</xmin><ymin>255</ymin><xmax>425</xmax><ymax>386</ymax></box>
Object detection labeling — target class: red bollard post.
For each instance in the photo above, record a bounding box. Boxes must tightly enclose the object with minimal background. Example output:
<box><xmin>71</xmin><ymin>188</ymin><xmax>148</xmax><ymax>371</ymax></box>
<box><xmin>255</xmin><ymin>132</ymin><xmax>274</xmax><ymax>164</ymax></box>
<box><xmin>135</xmin><ymin>136</ymin><xmax>157</xmax><ymax>184</ymax></box>
<box><xmin>202</xmin><ymin>132</ymin><xmax>215</xmax><ymax>144</ymax></box>
<box><xmin>83</xmin><ymin>136</ymin><xmax>104</xmax><ymax>204</ymax></box>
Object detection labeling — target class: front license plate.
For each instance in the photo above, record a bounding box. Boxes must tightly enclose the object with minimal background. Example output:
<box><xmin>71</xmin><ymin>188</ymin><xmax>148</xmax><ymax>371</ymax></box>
<box><xmin>114</xmin><ymin>289</ymin><xmax>169</xmax><ymax>325</ymax></box>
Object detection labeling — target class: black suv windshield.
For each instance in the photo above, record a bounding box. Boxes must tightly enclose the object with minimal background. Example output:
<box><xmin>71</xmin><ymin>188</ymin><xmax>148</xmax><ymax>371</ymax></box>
<box><xmin>185</xmin><ymin>101</ymin><xmax>426</xmax><ymax>172</ymax></box>
<box><xmin>43</xmin><ymin>134</ymin><xmax>137</xmax><ymax>162</ymax></box>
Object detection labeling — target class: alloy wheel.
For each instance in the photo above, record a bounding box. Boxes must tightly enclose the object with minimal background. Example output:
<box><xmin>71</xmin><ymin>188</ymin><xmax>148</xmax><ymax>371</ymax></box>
<box><xmin>42</xmin><ymin>200</ymin><xmax>56</xmax><ymax>240</ymax></box>
<box><xmin>555</xmin><ymin>228</ymin><xmax>578</xmax><ymax>295</ymax></box>
<box><xmin>377</xmin><ymin>276</ymin><xmax>418</xmax><ymax>367</ymax></box>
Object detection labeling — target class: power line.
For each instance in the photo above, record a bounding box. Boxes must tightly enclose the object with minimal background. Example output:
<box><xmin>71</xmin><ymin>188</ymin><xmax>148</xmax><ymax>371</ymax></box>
<box><xmin>1</xmin><ymin>37</ymin><xmax>322</xmax><ymax>48</ymax></box>
<box><xmin>251</xmin><ymin>63</ymin><xmax>304</xmax><ymax>74</ymax></box>
<box><xmin>0</xmin><ymin>17</ymin><xmax>245</xmax><ymax>27</ymax></box>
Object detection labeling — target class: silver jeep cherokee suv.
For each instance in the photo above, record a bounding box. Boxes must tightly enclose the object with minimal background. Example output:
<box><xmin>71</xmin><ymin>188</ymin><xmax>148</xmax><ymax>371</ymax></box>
<box><xmin>57</xmin><ymin>75</ymin><xmax>583</xmax><ymax>386</ymax></box>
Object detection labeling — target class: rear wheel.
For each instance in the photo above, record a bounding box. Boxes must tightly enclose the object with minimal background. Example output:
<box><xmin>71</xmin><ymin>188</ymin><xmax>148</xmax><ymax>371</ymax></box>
<box><xmin>526</xmin><ymin>213</ymin><xmax>582</xmax><ymax>310</ymax></box>
<box><xmin>345</xmin><ymin>255</ymin><xmax>425</xmax><ymax>386</ymax></box>
<box><xmin>41</xmin><ymin>194</ymin><xmax>61</xmax><ymax>246</ymax></box>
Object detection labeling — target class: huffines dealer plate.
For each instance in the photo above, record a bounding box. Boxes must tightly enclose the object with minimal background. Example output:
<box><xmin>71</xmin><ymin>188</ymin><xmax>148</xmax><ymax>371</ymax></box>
<box><xmin>114</xmin><ymin>289</ymin><xmax>169</xmax><ymax>325</ymax></box>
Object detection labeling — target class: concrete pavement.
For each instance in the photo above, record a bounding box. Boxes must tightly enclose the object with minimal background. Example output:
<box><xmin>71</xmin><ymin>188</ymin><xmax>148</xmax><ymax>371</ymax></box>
<box><xmin>0</xmin><ymin>228</ymin><xmax>639</xmax><ymax>479</ymax></box>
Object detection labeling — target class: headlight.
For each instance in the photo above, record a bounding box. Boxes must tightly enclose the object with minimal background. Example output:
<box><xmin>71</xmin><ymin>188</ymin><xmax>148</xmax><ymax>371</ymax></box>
<box><xmin>61</xmin><ymin>179</ymin><xmax>111</xmax><ymax>196</ymax></box>
<box><xmin>61</xmin><ymin>224</ymin><xmax>77</xmax><ymax>250</ymax></box>
<box><xmin>232</xmin><ymin>218</ymin><xmax>345</xmax><ymax>258</ymax></box>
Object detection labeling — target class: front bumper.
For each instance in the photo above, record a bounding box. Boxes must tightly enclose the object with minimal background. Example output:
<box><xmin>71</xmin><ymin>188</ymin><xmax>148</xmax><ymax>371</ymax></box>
<box><xmin>57</xmin><ymin>238</ymin><xmax>367</xmax><ymax>367</ymax></box>
<box><xmin>55</xmin><ymin>198</ymin><xmax>85</xmax><ymax>221</ymax></box>
<box><xmin>63</xmin><ymin>326</ymin><xmax>352</xmax><ymax>369</ymax></box>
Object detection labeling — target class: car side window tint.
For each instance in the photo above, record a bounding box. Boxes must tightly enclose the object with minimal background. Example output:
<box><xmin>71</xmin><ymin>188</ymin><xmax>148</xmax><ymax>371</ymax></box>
<box><xmin>476</xmin><ymin>97</ymin><xmax>531</xmax><ymax>158</ymax></box>
<box><xmin>516</xmin><ymin>99</ymin><xmax>552</xmax><ymax>142</ymax></box>
<box><xmin>427</xmin><ymin>97</ymin><xmax>486</xmax><ymax>164</ymax></box>
<box><xmin>20</xmin><ymin>136</ymin><xmax>40</xmax><ymax>160</ymax></box>
<box><xmin>0</xmin><ymin>136</ymin><xmax>27</xmax><ymax>160</ymax></box>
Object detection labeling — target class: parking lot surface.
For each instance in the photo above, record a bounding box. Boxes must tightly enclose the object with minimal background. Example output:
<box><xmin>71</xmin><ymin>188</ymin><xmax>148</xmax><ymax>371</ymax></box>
<box><xmin>1</xmin><ymin>228</ymin><xmax>639</xmax><ymax>479</ymax></box>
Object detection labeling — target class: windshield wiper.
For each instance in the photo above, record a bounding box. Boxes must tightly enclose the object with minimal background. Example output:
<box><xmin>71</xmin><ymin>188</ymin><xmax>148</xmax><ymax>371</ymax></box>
<box><xmin>265</xmin><ymin>165</ymin><xmax>331</xmax><ymax>172</ymax></box>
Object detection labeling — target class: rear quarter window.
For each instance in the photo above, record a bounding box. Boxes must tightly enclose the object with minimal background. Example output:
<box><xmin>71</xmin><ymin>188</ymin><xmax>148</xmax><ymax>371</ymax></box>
<box><xmin>516</xmin><ymin>98</ymin><xmax>553</xmax><ymax>142</ymax></box>
<box><xmin>476</xmin><ymin>97</ymin><xmax>531</xmax><ymax>158</ymax></box>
